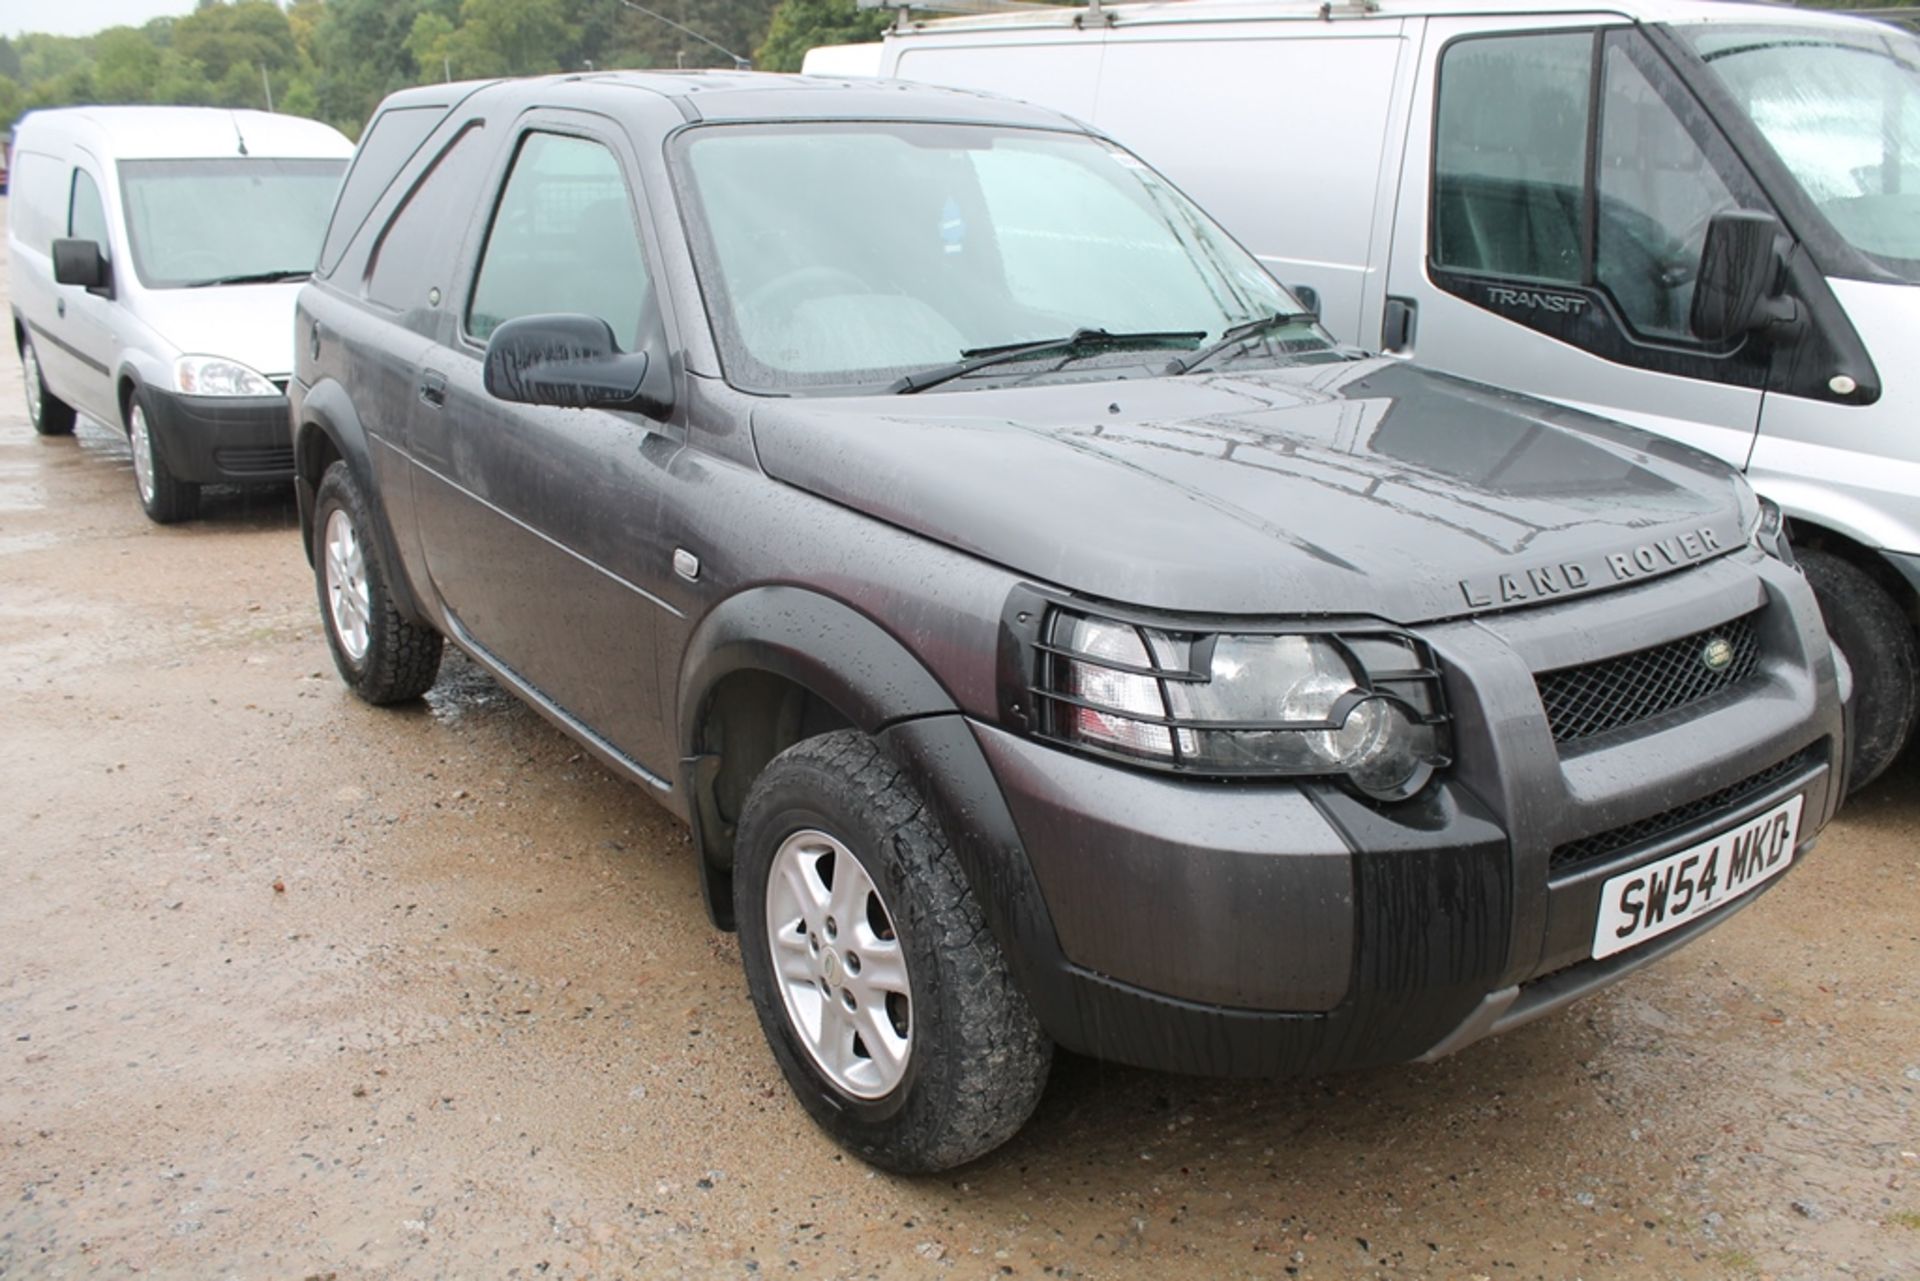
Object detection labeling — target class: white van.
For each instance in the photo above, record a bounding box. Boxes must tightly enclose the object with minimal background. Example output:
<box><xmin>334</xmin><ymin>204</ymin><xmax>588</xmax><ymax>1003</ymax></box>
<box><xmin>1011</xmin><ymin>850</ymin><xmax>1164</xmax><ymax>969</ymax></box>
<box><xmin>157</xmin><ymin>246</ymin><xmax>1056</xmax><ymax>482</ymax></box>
<box><xmin>9</xmin><ymin>107</ymin><xmax>352</xmax><ymax>522</ymax></box>
<box><xmin>845</xmin><ymin>0</ymin><xmax>1920</xmax><ymax>789</ymax></box>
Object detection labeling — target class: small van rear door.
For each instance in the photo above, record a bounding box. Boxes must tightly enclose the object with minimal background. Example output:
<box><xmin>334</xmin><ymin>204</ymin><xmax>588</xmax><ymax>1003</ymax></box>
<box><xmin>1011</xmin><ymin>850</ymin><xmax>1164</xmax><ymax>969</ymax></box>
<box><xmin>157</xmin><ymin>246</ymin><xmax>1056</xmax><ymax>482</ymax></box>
<box><xmin>1384</xmin><ymin>15</ymin><xmax>1771</xmax><ymax>469</ymax></box>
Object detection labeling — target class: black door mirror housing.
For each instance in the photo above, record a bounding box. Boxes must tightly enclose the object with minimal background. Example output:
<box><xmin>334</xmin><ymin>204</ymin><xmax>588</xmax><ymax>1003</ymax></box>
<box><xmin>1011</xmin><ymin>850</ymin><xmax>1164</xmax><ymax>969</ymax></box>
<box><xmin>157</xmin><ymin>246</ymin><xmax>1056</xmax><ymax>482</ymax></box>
<box><xmin>1689</xmin><ymin>212</ymin><xmax>1796</xmax><ymax>343</ymax></box>
<box><xmin>52</xmin><ymin>238</ymin><xmax>109</xmax><ymax>292</ymax></box>
<box><xmin>482</xmin><ymin>314</ymin><xmax>668</xmax><ymax>416</ymax></box>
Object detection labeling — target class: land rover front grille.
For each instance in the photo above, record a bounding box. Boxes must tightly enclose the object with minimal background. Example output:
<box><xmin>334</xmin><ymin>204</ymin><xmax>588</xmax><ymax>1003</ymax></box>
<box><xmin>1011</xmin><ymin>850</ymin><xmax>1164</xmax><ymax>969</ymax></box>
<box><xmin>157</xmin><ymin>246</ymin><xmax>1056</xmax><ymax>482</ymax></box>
<box><xmin>1549</xmin><ymin>744</ymin><xmax>1820</xmax><ymax>875</ymax></box>
<box><xmin>1535</xmin><ymin>613</ymin><xmax>1761</xmax><ymax>745</ymax></box>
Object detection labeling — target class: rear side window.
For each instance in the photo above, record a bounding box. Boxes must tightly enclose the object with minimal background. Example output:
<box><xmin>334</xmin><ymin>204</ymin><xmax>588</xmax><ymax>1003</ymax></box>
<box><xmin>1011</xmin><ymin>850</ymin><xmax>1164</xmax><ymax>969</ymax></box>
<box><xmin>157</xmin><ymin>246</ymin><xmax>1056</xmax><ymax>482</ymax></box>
<box><xmin>69</xmin><ymin>169</ymin><xmax>111</xmax><ymax>253</ymax></box>
<box><xmin>366</xmin><ymin>123</ymin><xmax>489</xmax><ymax>313</ymax></box>
<box><xmin>465</xmin><ymin>132</ymin><xmax>652</xmax><ymax>348</ymax></box>
<box><xmin>318</xmin><ymin>105</ymin><xmax>448</xmax><ymax>277</ymax></box>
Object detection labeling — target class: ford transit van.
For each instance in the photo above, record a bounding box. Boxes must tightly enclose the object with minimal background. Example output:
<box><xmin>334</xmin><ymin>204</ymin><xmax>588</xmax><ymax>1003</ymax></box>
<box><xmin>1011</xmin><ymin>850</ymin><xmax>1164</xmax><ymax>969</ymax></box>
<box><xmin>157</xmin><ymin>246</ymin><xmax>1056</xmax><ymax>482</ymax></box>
<box><xmin>9</xmin><ymin>107</ymin><xmax>352</xmax><ymax>523</ymax></box>
<box><xmin>849</xmin><ymin>0</ymin><xmax>1920</xmax><ymax>789</ymax></box>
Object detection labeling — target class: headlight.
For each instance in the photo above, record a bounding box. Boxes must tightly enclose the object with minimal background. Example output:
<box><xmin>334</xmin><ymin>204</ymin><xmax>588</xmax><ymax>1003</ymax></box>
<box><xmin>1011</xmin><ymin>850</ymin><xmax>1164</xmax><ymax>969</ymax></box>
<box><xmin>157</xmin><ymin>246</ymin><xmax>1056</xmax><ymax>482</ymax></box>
<box><xmin>1749</xmin><ymin>494</ymin><xmax>1796</xmax><ymax>566</ymax></box>
<box><xmin>1037</xmin><ymin>608</ymin><xmax>1449</xmax><ymax>800</ymax></box>
<box><xmin>174</xmin><ymin>355</ymin><xmax>278</xmax><ymax>398</ymax></box>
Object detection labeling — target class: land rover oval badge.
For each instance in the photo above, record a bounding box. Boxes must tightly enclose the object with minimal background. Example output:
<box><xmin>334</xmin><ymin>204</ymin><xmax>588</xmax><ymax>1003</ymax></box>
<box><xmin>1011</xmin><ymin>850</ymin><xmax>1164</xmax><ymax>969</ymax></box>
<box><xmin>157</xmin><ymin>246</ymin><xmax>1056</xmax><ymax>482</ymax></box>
<box><xmin>1702</xmin><ymin>636</ymin><xmax>1736</xmax><ymax>673</ymax></box>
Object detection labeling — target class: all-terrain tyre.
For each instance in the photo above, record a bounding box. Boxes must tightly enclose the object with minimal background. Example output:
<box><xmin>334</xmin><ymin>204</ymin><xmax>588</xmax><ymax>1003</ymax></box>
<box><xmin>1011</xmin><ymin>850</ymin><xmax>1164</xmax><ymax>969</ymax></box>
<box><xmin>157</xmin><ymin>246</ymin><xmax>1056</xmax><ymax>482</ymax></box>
<box><xmin>1798</xmin><ymin>547</ymin><xmax>1918</xmax><ymax>792</ymax></box>
<box><xmin>312</xmin><ymin>461</ymin><xmax>443</xmax><ymax>704</ymax></box>
<box><xmin>735</xmin><ymin>730</ymin><xmax>1052</xmax><ymax>1173</ymax></box>
<box><xmin>21</xmin><ymin>335</ymin><xmax>76</xmax><ymax>436</ymax></box>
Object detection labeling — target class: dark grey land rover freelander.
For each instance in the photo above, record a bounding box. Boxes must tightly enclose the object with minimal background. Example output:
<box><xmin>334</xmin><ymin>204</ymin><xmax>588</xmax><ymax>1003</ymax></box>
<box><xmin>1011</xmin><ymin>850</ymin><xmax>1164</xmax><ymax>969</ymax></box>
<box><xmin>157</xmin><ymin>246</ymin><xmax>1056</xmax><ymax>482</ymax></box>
<box><xmin>293</xmin><ymin>73</ymin><xmax>1846</xmax><ymax>1171</ymax></box>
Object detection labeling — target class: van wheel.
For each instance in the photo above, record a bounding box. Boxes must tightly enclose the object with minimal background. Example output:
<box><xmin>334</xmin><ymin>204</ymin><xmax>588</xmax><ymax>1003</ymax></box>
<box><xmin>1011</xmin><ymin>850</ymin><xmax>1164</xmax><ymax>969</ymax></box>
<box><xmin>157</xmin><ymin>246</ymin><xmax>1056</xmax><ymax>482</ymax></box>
<box><xmin>312</xmin><ymin>461</ymin><xmax>443</xmax><ymax>704</ymax></box>
<box><xmin>127</xmin><ymin>393</ymin><xmax>198</xmax><ymax>524</ymax></box>
<box><xmin>21</xmin><ymin>337</ymin><xmax>76</xmax><ymax>436</ymax></box>
<box><xmin>734</xmin><ymin>731</ymin><xmax>1051</xmax><ymax>1173</ymax></box>
<box><xmin>1799</xmin><ymin>548</ymin><xmax>1918</xmax><ymax>792</ymax></box>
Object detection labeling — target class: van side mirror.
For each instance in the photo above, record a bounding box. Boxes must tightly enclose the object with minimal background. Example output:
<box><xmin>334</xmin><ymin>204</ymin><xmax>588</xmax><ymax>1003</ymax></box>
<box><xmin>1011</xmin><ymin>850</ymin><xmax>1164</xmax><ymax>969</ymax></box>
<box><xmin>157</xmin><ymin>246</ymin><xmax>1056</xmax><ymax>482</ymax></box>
<box><xmin>482</xmin><ymin>314</ymin><xmax>668</xmax><ymax>416</ymax></box>
<box><xmin>1689</xmin><ymin>212</ymin><xmax>1795</xmax><ymax>343</ymax></box>
<box><xmin>52</xmin><ymin>238</ymin><xmax>108</xmax><ymax>292</ymax></box>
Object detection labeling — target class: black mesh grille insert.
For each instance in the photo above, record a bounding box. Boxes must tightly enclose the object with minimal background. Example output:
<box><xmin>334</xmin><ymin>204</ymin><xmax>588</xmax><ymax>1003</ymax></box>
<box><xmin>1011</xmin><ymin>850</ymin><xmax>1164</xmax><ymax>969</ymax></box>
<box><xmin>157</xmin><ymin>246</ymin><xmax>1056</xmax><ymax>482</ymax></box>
<box><xmin>1550</xmin><ymin>746</ymin><xmax>1821</xmax><ymax>875</ymax></box>
<box><xmin>1536</xmin><ymin>613</ymin><xmax>1761</xmax><ymax>744</ymax></box>
<box><xmin>213</xmin><ymin>445</ymin><xmax>295</xmax><ymax>476</ymax></box>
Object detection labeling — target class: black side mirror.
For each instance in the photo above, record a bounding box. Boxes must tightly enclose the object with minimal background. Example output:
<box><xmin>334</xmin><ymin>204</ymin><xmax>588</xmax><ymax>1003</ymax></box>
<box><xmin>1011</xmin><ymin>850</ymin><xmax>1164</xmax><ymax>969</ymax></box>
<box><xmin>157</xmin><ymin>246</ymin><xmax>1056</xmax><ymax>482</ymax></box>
<box><xmin>52</xmin><ymin>238</ymin><xmax>108</xmax><ymax>292</ymax></box>
<box><xmin>1689</xmin><ymin>212</ymin><xmax>1796</xmax><ymax>343</ymax></box>
<box><xmin>482</xmin><ymin>314</ymin><xmax>664</xmax><ymax>414</ymax></box>
<box><xmin>1290</xmin><ymin>284</ymin><xmax>1321</xmax><ymax>319</ymax></box>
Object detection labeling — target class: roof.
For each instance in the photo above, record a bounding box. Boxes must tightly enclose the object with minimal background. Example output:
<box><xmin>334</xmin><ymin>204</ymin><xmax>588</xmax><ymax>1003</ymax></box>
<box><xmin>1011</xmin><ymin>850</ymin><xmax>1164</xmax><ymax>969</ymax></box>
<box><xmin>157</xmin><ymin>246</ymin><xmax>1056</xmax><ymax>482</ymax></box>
<box><xmin>889</xmin><ymin>0</ymin><xmax>1905</xmax><ymax>36</ymax></box>
<box><xmin>417</xmin><ymin>68</ymin><xmax>1092</xmax><ymax>129</ymax></box>
<box><xmin>16</xmin><ymin>106</ymin><xmax>352</xmax><ymax>161</ymax></box>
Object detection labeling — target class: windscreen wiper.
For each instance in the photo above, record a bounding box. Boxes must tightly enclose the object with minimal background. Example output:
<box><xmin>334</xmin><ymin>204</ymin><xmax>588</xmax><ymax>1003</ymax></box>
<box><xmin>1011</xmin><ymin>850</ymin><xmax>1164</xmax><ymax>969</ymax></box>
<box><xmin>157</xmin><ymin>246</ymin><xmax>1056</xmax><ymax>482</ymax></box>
<box><xmin>183</xmin><ymin>268</ymin><xmax>313</xmax><ymax>288</ymax></box>
<box><xmin>1167</xmin><ymin>311</ymin><xmax>1320</xmax><ymax>375</ymax></box>
<box><xmin>889</xmin><ymin>327</ymin><xmax>1206</xmax><ymax>395</ymax></box>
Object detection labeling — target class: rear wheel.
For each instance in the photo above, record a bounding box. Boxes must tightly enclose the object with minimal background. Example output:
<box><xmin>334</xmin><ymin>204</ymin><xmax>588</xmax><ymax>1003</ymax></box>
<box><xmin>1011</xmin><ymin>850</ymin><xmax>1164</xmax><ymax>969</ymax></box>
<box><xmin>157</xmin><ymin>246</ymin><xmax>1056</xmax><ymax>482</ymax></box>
<box><xmin>735</xmin><ymin>731</ymin><xmax>1052</xmax><ymax>1173</ymax></box>
<box><xmin>1798</xmin><ymin>548</ymin><xmax>1918</xmax><ymax>792</ymax></box>
<box><xmin>312</xmin><ymin>461</ymin><xmax>443</xmax><ymax>704</ymax></box>
<box><xmin>127</xmin><ymin>393</ymin><xmax>198</xmax><ymax>524</ymax></box>
<box><xmin>21</xmin><ymin>337</ymin><xmax>76</xmax><ymax>437</ymax></box>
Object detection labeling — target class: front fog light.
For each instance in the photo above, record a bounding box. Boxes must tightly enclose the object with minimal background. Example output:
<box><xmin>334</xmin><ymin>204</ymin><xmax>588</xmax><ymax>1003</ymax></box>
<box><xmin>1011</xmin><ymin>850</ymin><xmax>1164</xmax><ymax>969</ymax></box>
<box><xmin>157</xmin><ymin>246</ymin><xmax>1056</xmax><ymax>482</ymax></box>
<box><xmin>174</xmin><ymin>355</ymin><xmax>277</xmax><ymax>398</ymax></box>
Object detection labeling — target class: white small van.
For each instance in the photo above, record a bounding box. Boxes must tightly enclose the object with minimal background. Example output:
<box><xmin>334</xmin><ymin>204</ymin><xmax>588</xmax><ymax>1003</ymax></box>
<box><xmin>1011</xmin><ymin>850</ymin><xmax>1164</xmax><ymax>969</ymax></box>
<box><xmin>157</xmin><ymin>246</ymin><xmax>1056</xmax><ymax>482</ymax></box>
<box><xmin>835</xmin><ymin>0</ymin><xmax>1920</xmax><ymax>789</ymax></box>
<box><xmin>9</xmin><ymin>107</ymin><xmax>352</xmax><ymax>522</ymax></box>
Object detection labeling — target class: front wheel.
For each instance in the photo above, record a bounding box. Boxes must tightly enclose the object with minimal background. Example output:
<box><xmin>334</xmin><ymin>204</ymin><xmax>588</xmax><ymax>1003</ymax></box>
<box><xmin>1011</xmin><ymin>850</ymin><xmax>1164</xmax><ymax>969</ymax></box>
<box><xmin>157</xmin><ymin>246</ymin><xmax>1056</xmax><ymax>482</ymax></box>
<box><xmin>128</xmin><ymin>393</ymin><xmax>198</xmax><ymax>524</ymax></box>
<box><xmin>1799</xmin><ymin>548</ymin><xmax>1918</xmax><ymax>792</ymax></box>
<box><xmin>312</xmin><ymin>461</ymin><xmax>443</xmax><ymax>704</ymax></box>
<box><xmin>735</xmin><ymin>731</ymin><xmax>1052</xmax><ymax>1173</ymax></box>
<box><xmin>21</xmin><ymin>336</ymin><xmax>76</xmax><ymax>436</ymax></box>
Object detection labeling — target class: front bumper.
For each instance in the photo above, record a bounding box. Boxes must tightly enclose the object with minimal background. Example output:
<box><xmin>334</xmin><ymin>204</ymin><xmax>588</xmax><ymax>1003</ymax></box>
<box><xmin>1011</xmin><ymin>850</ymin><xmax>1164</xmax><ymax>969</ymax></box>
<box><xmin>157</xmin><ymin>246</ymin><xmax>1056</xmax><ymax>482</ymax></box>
<box><xmin>885</xmin><ymin>549</ymin><xmax>1844</xmax><ymax>1078</ymax></box>
<box><xmin>144</xmin><ymin>387</ymin><xmax>295</xmax><ymax>485</ymax></box>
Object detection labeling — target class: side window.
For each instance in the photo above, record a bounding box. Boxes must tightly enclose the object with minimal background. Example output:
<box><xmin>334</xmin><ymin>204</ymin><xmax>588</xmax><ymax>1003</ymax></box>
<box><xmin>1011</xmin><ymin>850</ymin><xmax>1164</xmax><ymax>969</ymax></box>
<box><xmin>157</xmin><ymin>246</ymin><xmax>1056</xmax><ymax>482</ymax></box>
<box><xmin>1433</xmin><ymin>31</ymin><xmax>1592</xmax><ymax>284</ymax></box>
<box><xmin>1433</xmin><ymin>29</ymin><xmax>1757</xmax><ymax>344</ymax></box>
<box><xmin>367</xmin><ymin>124</ymin><xmax>488</xmax><ymax>313</ymax></box>
<box><xmin>319</xmin><ymin>104</ymin><xmax>448</xmax><ymax>277</ymax></box>
<box><xmin>1595</xmin><ymin>41</ymin><xmax>1740</xmax><ymax>338</ymax></box>
<box><xmin>69</xmin><ymin>169</ymin><xmax>111</xmax><ymax>255</ymax></box>
<box><xmin>466</xmin><ymin>132</ymin><xmax>651</xmax><ymax>348</ymax></box>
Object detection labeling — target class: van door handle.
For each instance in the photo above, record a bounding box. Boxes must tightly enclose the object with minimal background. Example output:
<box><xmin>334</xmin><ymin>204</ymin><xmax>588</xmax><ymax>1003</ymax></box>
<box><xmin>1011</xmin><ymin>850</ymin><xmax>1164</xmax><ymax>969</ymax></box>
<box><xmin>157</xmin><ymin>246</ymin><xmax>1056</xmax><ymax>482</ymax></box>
<box><xmin>419</xmin><ymin>370</ymin><xmax>448</xmax><ymax>408</ymax></box>
<box><xmin>1382</xmin><ymin>297</ymin><xmax>1417</xmax><ymax>353</ymax></box>
<box><xmin>55</xmin><ymin>298</ymin><xmax>66</xmax><ymax>319</ymax></box>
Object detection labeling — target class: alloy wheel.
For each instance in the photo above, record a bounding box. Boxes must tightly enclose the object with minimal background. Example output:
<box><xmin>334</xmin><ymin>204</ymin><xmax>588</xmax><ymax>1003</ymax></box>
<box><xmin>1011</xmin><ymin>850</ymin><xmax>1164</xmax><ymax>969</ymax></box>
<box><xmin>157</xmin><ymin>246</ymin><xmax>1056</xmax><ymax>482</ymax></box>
<box><xmin>323</xmin><ymin>508</ymin><xmax>372</xmax><ymax>662</ymax></box>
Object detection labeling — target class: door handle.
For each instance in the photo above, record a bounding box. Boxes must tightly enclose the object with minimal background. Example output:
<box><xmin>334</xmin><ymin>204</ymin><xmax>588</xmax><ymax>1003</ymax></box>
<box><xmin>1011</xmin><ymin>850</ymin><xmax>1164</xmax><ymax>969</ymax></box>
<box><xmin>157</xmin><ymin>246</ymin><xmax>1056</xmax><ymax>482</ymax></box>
<box><xmin>1382</xmin><ymin>297</ymin><xmax>1417</xmax><ymax>353</ymax></box>
<box><xmin>419</xmin><ymin>370</ymin><xmax>448</xmax><ymax>408</ymax></box>
<box><xmin>56</xmin><ymin>298</ymin><xmax>66</xmax><ymax>319</ymax></box>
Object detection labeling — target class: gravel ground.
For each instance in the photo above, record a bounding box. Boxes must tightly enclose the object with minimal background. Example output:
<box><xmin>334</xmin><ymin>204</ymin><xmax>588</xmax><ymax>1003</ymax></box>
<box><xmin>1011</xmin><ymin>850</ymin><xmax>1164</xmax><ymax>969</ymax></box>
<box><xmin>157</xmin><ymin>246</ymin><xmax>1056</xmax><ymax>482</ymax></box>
<box><xmin>1</xmin><ymin>211</ymin><xmax>1917</xmax><ymax>1281</ymax></box>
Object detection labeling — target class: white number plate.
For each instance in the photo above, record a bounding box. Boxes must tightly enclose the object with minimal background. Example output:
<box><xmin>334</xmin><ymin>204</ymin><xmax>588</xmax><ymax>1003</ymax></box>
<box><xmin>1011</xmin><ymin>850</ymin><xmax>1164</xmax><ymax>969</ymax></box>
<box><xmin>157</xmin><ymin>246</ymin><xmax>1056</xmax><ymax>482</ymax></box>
<box><xmin>1592</xmin><ymin>793</ymin><xmax>1803</xmax><ymax>960</ymax></box>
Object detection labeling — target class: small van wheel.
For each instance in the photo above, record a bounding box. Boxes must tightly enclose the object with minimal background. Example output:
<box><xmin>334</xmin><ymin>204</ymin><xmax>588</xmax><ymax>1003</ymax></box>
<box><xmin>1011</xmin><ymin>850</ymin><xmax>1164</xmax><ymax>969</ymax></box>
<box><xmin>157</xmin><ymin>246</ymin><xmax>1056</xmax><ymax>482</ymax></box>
<box><xmin>313</xmin><ymin>461</ymin><xmax>443</xmax><ymax>704</ymax></box>
<box><xmin>128</xmin><ymin>392</ymin><xmax>198</xmax><ymax>524</ymax></box>
<box><xmin>1799</xmin><ymin>548</ymin><xmax>1918</xmax><ymax>792</ymax></box>
<box><xmin>21</xmin><ymin>337</ymin><xmax>76</xmax><ymax>436</ymax></box>
<box><xmin>734</xmin><ymin>731</ymin><xmax>1051</xmax><ymax>1173</ymax></box>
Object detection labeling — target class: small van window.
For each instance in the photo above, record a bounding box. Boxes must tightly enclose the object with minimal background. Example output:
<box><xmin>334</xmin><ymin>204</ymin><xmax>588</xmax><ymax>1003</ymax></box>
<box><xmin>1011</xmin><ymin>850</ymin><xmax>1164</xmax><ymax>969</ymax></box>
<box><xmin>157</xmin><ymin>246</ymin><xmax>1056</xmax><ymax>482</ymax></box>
<box><xmin>466</xmin><ymin>133</ymin><xmax>653</xmax><ymax>348</ymax></box>
<box><xmin>69</xmin><ymin>169</ymin><xmax>112</xmax><ymax>254</ymax></box>
<box><xmin>1434</xmin><ymin>29</ymin><xmax>1758</xmax><ymax>343</ymax></box>
<box><xmin>367</xmin><ymin>123</ymin><xmax>488</xmax><ymax>314</ymax></box>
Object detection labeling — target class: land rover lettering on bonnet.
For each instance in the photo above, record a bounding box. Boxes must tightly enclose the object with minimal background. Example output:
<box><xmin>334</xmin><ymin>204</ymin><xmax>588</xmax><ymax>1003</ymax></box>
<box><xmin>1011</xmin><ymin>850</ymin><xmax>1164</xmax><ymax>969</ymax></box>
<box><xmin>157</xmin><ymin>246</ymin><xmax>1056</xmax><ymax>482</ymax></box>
<box><xmin>291</xmin><ymin>71</ymin><xmax>1846</xmax><ymax>1171</ymax></box>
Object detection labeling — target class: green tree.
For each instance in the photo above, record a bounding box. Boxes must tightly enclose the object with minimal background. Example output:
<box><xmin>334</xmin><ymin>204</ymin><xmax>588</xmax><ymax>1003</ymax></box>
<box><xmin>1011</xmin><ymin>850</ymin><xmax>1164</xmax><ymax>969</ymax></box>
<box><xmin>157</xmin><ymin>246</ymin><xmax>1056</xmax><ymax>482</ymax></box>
<box><xmin>757</xmin><ymin>0</ymin><xmax>888</xmax><ymax>72</ymax></box>
<box><xmin>93</xmin><ymin>26</ymin><xmax>162</xmax><ymax>102</ymax></box>
<box><xmin>452</xmin><ymin>0</ymin><xmax>576</xmax><ymax>77</ymax></box>
<box><xmin>0</xmin><ymin>36</ymin><xmax>23</xmax><ymax>82</ymax></box>
<box><xmin>0</xmin><ymin>78</ymin><xmax>23</xmax><ymax>136</ymax></box>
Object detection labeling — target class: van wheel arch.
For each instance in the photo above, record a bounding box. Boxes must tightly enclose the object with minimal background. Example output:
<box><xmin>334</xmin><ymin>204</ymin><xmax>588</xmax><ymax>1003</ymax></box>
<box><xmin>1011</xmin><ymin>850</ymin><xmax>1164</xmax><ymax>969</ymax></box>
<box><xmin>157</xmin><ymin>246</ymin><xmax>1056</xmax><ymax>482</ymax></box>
<box><xmin>1787</xmin><ymin>522</ymin><xmax>1919</xmax><ymax>790</ymax></box>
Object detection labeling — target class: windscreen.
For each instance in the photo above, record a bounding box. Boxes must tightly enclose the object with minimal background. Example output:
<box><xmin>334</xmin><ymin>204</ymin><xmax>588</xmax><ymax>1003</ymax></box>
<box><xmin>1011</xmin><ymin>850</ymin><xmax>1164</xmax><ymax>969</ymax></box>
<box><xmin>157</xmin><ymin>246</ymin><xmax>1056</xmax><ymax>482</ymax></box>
<box><xmin>1683</xmin><ymin>21</ymin><xmax>1920</xmax><ymax>278</ymax></box>
<box><xmin>673</xmin><ymin>122</ymin><xmax>1312</xmax><ymax>393</ymax></box>
<box><xmin>118</xmin><ymin>157</ymin><xmax>348</xmax><ymax>289</ymax></box>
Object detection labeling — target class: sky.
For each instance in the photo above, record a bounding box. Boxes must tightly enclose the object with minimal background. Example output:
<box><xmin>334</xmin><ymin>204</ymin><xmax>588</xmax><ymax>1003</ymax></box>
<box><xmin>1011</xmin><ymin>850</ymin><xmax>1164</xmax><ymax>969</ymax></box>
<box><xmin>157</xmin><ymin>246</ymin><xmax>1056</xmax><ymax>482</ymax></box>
<box><xmin>2</xmin><ymin>0</ymin><xmax>198</xmax><ymax>39</ymax></box>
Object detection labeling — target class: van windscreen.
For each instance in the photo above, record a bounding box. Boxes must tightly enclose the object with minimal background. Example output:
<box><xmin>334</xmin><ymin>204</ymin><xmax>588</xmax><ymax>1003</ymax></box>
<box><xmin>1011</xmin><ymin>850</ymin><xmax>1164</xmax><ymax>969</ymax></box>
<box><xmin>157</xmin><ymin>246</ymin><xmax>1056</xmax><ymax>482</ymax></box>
<box><xmin>118</xmin><ymin>157</ymin><xmax>347</xmax><ymax>289</ymax></box>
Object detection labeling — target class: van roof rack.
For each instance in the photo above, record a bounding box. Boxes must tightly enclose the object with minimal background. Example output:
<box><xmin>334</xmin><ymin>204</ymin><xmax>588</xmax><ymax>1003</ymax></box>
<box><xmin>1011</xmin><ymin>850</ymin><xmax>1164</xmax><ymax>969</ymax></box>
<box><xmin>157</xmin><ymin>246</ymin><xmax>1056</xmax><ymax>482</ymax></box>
<box><xmin>856</xmin><ymin>0</ymin><xmax>1118</xmax><ymax>30</ymax></box>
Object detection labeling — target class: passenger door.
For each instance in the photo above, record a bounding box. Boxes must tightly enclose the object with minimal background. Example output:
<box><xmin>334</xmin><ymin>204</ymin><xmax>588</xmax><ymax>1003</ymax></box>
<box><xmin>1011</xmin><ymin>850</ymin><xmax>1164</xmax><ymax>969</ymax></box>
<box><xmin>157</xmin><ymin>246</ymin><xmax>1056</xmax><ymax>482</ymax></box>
<box><xmin>1385</xmin><ymin>17</ymin><xmax>1773</xmax><ymax>467</ymax></box>
<box><xmin>408</xmin><ymin>119</ymin><xmax>683</xmax><ymax>778</ymax></box>
<box><xmin>45</xmin><ymin>161</ymin><xmax>120</xmax><ymax>425</ymax></box>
